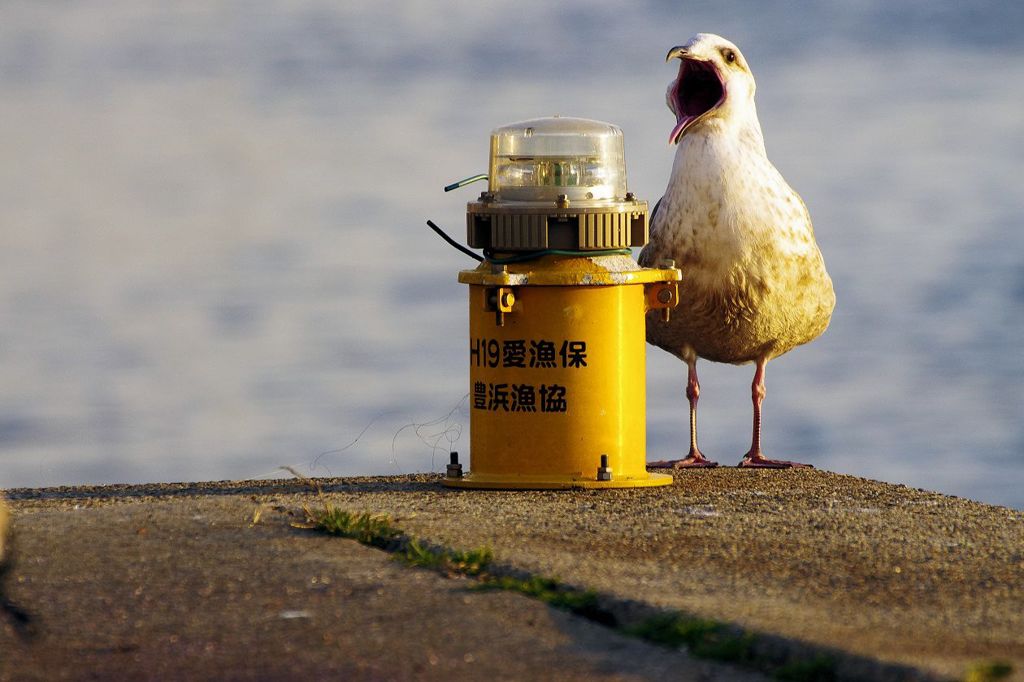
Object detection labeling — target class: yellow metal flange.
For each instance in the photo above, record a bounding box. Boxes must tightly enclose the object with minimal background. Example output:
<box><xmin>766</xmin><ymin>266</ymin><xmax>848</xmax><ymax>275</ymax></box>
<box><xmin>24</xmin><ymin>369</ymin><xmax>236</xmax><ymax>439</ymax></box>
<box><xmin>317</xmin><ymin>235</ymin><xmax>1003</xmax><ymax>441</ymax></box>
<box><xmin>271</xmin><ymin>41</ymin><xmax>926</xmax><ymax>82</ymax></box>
<box><xmin>458</xmin><ymin>254</ymin><xmax>680</xmax><ymax>287</ymax></box>
<box><xmin>444</xmin><ymin>471</ymin><xmax>672</xmax><ymax>490</ymax></box>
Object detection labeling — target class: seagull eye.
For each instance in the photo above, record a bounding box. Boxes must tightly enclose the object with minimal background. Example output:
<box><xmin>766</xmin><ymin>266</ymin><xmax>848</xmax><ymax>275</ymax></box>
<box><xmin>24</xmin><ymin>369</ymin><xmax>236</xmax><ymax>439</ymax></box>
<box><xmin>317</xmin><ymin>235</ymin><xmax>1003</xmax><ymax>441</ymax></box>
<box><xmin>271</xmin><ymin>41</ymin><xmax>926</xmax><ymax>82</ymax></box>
<box><xmin>722</xmin><ymin>49</ymin><xmax>737</xmax><ymax>64</ymax></box>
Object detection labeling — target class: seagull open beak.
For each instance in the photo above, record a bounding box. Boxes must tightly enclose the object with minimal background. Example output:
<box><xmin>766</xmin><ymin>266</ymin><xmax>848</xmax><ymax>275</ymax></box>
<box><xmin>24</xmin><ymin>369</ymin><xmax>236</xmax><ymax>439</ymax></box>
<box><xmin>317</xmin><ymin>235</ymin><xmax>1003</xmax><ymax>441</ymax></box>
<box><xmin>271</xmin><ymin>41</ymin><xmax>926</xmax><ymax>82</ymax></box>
<box><xmin>667</xmin><ymin>46</ymin><xmax>726</xmax><ymax>144</ymax></box>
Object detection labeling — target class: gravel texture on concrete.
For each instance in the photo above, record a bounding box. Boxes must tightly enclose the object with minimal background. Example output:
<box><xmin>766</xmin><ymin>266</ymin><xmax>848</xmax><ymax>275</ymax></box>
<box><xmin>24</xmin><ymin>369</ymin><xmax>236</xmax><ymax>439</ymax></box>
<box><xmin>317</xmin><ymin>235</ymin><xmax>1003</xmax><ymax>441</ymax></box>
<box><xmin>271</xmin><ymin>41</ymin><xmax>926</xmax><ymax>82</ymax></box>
<box><xmin>0</xmin><ymin>484</ymin><xmax>761</xmax><ymax>681</ymax></box>
<box><xmin>3</xmin><ymin>468</ymin><xmax>1023</xmax><ymax>680</ymax></box>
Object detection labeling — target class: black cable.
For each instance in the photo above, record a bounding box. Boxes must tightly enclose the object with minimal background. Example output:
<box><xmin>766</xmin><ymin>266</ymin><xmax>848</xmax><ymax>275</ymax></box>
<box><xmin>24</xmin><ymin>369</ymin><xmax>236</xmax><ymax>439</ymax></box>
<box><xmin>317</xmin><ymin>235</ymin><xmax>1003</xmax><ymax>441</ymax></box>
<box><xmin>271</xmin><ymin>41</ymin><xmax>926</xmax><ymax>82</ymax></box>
<box><xmin>426</xmin><ymin>220</ymin><xmax>484</xmax><ymax>262</ymax></box>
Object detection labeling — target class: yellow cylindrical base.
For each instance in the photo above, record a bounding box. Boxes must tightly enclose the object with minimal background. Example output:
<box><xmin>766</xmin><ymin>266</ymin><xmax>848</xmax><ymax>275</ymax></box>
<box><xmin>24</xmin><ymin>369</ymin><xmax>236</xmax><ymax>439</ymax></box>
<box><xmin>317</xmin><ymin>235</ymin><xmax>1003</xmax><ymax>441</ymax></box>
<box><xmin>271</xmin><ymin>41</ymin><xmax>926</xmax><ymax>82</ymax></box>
<box><xmin>447</xmin><ymin>257</ymin><xmax>676</xmax><ymax>490</ymax></box>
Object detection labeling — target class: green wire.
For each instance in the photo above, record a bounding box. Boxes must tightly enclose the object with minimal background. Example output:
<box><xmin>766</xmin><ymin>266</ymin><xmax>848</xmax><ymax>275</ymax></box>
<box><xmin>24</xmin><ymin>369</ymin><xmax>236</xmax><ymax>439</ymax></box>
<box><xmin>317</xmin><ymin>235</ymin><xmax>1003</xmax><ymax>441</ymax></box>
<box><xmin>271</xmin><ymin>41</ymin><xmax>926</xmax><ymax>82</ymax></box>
<box><xmin>483</xmin><ymin>248</ymin><xmax>632</xmax><ymax>264</ymax></box>
<box><xmin>444</xmin><ymin>174</ymin><xmax>488</xmax><ymax>192</ymax></box>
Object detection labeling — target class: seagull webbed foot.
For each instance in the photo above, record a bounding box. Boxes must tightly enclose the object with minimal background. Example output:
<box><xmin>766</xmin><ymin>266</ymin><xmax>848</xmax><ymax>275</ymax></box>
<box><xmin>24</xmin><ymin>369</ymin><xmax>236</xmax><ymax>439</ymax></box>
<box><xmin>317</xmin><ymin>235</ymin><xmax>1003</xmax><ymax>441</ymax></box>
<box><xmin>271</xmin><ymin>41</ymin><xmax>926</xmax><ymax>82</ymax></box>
<box><xmin>738</xmin><ymin>452</ymin><xmax>812</xmax><ymax>469</ymax></box>
<box><xmin>649</xmin><ymin>450</ymin><xmax>718</xmax><ymax>469</ymax></box>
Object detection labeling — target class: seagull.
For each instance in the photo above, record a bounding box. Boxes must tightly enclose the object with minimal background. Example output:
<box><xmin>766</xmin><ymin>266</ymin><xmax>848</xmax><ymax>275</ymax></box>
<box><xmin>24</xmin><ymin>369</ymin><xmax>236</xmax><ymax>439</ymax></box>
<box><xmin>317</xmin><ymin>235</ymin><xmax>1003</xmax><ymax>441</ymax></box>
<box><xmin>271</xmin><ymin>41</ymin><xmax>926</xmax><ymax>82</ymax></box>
<box><xmin>640</xmin><ymin>33</ymin><xmax>835</xmax><ymax>469</ymax></box>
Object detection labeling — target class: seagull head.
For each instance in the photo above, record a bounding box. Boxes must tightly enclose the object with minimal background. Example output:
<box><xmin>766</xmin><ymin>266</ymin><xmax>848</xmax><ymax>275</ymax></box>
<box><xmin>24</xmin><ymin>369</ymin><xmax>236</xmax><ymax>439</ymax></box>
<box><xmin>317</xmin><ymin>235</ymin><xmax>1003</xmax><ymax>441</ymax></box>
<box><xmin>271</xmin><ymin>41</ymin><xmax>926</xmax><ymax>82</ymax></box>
<box><xmin>665</xmin><ymin>33</ymin><xmax>756</xmax><ymax>144</ymax></box>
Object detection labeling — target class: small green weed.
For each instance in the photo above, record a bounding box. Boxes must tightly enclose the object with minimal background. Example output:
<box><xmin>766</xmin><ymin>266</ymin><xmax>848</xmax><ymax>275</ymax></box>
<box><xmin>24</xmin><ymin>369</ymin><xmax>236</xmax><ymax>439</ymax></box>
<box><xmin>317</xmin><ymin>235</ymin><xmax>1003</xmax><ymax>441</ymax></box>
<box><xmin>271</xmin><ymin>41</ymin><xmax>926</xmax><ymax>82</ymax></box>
<box><xmin>400</xmin><ymin>539</ymin><xmax>493</xmax><ymax>576</ymax></box>
<box><xmin>311</xmin><ymin>507</ymin><xmax>399</xmax><ymax>548</ymax></box>
<box><xmin>286</xmin><ymin>467</ymin><xmax>401</xmax><ymax>549</ymax></box>
<box><xmin>625</xmin><ymin>612</ymin><xmax>754</xmax><ymax>664</ymax></box>
<box><xmin>476</xmin><ymin>575</ymin><xmax>616</xmax><ymax>626</ymax></box>
<box><xmin>964</xmin><ymin>661</ymin><xmax>1014</xmax><ymax>682</ymax></box>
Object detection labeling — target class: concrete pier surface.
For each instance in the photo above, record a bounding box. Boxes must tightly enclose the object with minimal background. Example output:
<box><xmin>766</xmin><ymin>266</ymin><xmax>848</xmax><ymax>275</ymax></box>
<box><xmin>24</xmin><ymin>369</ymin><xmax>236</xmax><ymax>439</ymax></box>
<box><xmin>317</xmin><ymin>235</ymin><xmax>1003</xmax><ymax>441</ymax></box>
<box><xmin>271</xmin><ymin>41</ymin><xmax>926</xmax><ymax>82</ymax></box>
<box><xmin>2</xmin><ymin>469</ymin><xmax>1022</xmax><ymax>680</ymax></box>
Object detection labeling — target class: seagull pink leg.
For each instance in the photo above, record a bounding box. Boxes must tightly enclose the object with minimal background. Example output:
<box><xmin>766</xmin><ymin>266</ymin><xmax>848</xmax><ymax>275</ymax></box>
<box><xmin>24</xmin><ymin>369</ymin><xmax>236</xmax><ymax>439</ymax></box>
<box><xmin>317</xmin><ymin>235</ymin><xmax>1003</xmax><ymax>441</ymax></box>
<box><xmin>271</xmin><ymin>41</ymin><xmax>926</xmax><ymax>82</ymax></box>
<box><xmin>649</xmin><ymin>360</ymin><xmax>718</xmax><ymax>469</ymax></box>
<box><xmin>739</xmin><ymin>359</ymin><xmax>812</xmax><ymax>469</ymax></box>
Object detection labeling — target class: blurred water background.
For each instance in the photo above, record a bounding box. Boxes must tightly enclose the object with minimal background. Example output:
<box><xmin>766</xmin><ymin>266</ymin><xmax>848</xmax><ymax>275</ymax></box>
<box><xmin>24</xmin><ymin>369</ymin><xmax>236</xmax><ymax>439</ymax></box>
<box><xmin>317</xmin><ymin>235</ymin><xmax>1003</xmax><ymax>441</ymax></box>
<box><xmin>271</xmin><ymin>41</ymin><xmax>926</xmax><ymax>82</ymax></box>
<box><xmin>1</xmin><ymin>1</ymin><xmax>1022</xmax><ymax>508</ymax></box>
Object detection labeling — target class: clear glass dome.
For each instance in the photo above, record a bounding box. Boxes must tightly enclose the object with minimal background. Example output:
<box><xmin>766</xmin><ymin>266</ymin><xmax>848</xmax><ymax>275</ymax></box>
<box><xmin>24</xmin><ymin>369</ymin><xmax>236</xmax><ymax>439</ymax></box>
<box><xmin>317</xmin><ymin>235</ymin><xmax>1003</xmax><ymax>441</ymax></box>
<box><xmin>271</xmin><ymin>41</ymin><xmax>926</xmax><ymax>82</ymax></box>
<box><xmin>487</xmin><ymin>117</ymin><xmax>628</xmax><ymax>203</ymax></box>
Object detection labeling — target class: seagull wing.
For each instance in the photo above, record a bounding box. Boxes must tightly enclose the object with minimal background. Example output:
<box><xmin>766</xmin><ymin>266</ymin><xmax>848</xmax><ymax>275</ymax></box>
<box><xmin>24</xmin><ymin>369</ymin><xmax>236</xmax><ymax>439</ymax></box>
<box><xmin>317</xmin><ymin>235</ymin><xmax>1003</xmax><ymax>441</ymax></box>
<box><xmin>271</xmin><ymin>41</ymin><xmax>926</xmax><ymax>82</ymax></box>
<box><xmin>637</xmin><ymin>196</ymin><xmax>664</xmax><ymax>268</ymax></box>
